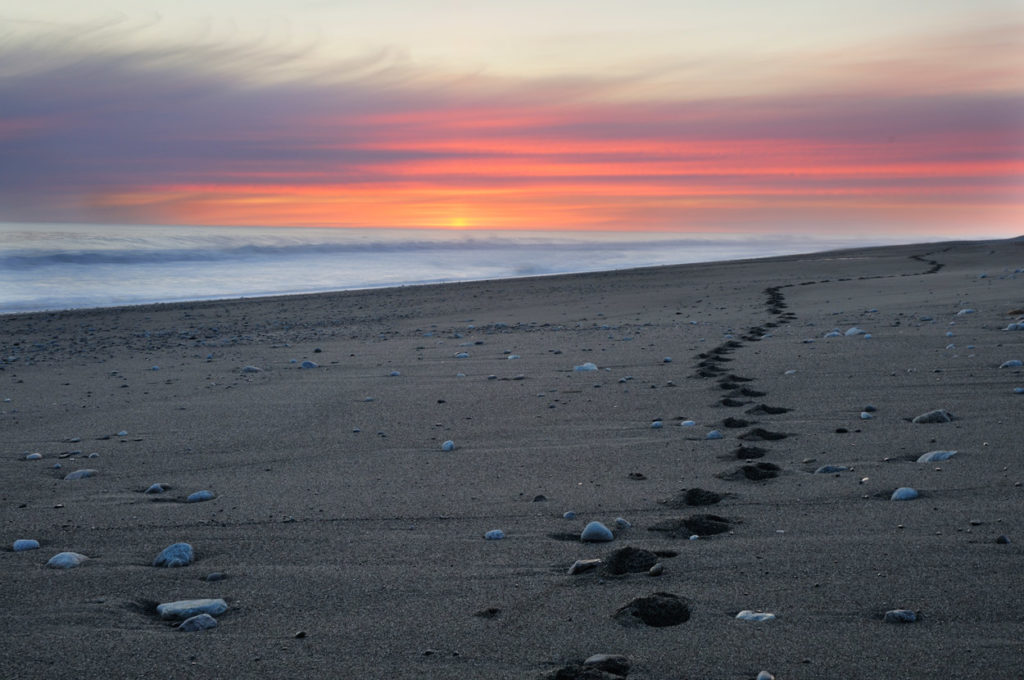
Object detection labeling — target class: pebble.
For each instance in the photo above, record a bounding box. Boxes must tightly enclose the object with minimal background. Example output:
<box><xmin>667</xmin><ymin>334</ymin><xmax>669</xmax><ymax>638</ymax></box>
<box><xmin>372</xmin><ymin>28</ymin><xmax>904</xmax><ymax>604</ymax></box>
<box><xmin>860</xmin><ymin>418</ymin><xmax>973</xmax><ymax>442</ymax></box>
<box><xmin>917</xmin><ymin>450</ymin><xmax>957</xmax><ymax>463</ymax></box>
<box><xmin>1014</xmin><ymin>388</ymin><xmax>1024</xmax><ymax>394</ymax></box>
<box><xmin>736</xmin><ymin>610</ymin><xmax>776</xmax><ymax>622</ymax></box>
<box><xmin>454</xmin><ymin>352</ymin><xmax>469</xmax><ymax>359</ymax></box>
<box><xmin>13</xmin><ymin>539</ymin><xmax>40</xmax><ymax>551</ymax></box>
<box><xmin>117</xmin><ymin>430</ymin><xmax>128</xmax><ymax>437</ymax></box>
<box><xmin>999</xmin><ymin>359</ymin><xmax>1023</xmax><ymax>368</ymax></box>
<box><xmin>24</xmin><ymin>452</ymin><xmax>42</xmax><ymax>460</ymax></box>
<box><xmin>205</xmin><ymin>572</ymin><xmax>227</xmax><ymax>582</ymax></box>
<box><xmin>46</xmin><ymin>552</ymin><xmax>88</xmax><ymax>569</ymax></box>
<box><xmin>860</xmin><ymin>412</ymin><xmax>873</xmax><ymax>420</ymax></box>
<box><xmin>614</xmin><ymin>517</ymin><xmax>631</xmax><ymax>529</ymax></box>
<box><xmin>583</xmin><ymin>654</ymin><xmax>630</xmax><ymax>676</ymax></box>
<box><xmin>483</xmin><ymin>529</ymin><xmax>506</xmax><ymax>540</ymax></box>
<box><xmin>389</xmin><ymin>370</ymin><xmax>401</xmax><ymax>376</ymax></box>
<box><xmin>891</xmin><ymin>487</ymin><xmax>919</xmax><ymax>501</ymax></box>
<box><xmin>178</xmin><ymin>613</ymin><xmax>218</xmax><ymax>631</ymax></box>
<box><xmin>300</xmin><ymin>360</ymin><xmax>318</xmax><ymax>369</ymax></box>
<box><xmin>241</xmin><ymin>365</ymin><xmax>263</xmax><ymax>373</ymax></box>
<box><xmin>884</xmin><ymin>609</ymin><xmax>917</xmax><ymax>623</ymax></box>
<box><xmin>567</xmin><ymin>558</ymin><xmax>602</xmax><ymax>575</ymax></box>
<box><xmin>1004</xmin><ymin>322</ymin><xmax>1024</xmax><ymax>331</ymax></box>
<box><xmin>648</xmin><ymin>563</ymin><xmax>664</xmax><ymax>577</ymax></box>
<box><xmin>845</xmin><ymin>327</ymin><xmax>867</xmax><ymax>336</ymax></box>
<box><xmin>63</xmin><ymin>469</ymin><xmax>97</xmax><ymax>481</ymax></box>
<box><xmin>144</xmin><ymin>483</ymin><xmax>169</xmax><ymax>494</ymax></box>
<box><xmin>580</xmin><ymin>521</ymin><xmax>614</xmax><ymax>542</ymax></box>
<box><xmin>157</xmin><ymin>598</ymin><xmax>228</xmax><ymax>620</ymax></box>
<box><xmin>441</xmin><ymin>440</ymin><xmax>455</xmax><ymax>451</ymax></box>
<box><xmin>650</xmin><ymin>420</ymin><xmax>663</xmax><ymax>429</ymax></box>
<box><xmin>912</xmin><ymin>409</ymin><xmax>954</xmax><ymax>424</ymax></box>
<box><xmin>563</xmin><ymin>511</ymin><xmax>577</xmax><ymax>519</ymax></box>
<box><xmin>863</xmin><ymin>405</ymin><xmax>877</xmax><ymax>412</ymax></box>
<box><xmin>680</xmin><ymin>420</ymin><xmax>696</xmax><ymax>427</ymax></box>
<box><xmin>996</xmin><ymin>535</ymin><xmax>1010</xmax><ymax>544</ymax></box>
<box><xmin>186</xmin><ymin>490</ymin><xmax>215</xmax><ymax>503</ymax></box>
<box><xmin>814</xmin><ymin>465</ymin><xmax>848</xmax><ymax>474</ymax></box>
<box><xmin>757</xmin><ymin>672</ymin><xmax>775</xmax><ymax>680</ymax></box>
<box><xmin>153</xmin><ymin>542</ymin><xmax>195</xmax><ymax>568</ymax></box>
<box><xmin>956</xmin><ymin>308</ymin><xmax>976</xmax><ymax>316</ymax></box>
<box><xmin>784</xmin><ymin>369</ymin><xmax>797</xmax><ymax>375</ymax></box>
<box><xmin>706</xmin><ymin>430</ymin><xmax>724</xmax><ymax>440</ymax></box>
<box><xmin>573</xmin><ymin>362</ymin><xmax>598</xmax><ymax>371</ymax></box>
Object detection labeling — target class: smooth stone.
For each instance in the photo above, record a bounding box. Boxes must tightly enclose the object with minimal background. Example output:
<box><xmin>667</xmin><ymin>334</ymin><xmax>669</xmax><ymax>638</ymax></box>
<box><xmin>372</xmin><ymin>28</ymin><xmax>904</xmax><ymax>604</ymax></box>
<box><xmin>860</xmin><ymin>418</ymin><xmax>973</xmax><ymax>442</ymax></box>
<box><xmin>46</xmin><ymin>552</ymin><xmax>88</xmax><ymax>569</ymax></box>
<box><xmin>956</xmin><ymin>308</ymin><xmax>976</xmax><ymax>316</ymax></box>
<box><xmin>441</xmin><ymin>440</ymin><xmax>455</xmax><ymax>451</ymax></box>
<box><xmin>563</xmin><ymin>511</ymin><xmax>577</xmax><ymax>520</ymax></box>
<box><xmin>389</xmin><ymin>370</ymin><xmax>401</xmax><ymax>376</ymax></box>
<box><xmin>63</xmin><ymin>469</ymin><xmax>97</xmax><ymax>480</ymax></box>
<box><xmin>580</xmin><ymin>521</ymin><xmax>614</xmax><ymax>542</ymax></box>
<box><xmin>648</xmin><ymin>563</ymin><xmax>664</xmax><ymax>577</ymax></box>
<box><xmin>186</xmin><ymin>490</ymin><xmax>215</xmax><ymax>503</ymax></box>
<box><xmin>567</xmin><ymin>558</ymin><xmax>603</xmax><ymax>575</ymax></box>
<box><xmin>912</xmin><ymin>409</ymin><xmax>954</xmax><ymax>424</ymax></box>
<box><xmin>860</xmin><ymin>412</ymin><xmax>874</xmax><ymax>420</ymax></box>
<box><xmin>891</xmin><ymin>487</ymin><xmax>919</xmax><ymax>501</ymax></box>
<box><xmin>845</xmin><ymin>327</ymin><xmax>867</xmax><ymax>336</ymax></box>
<box><xmin>650</xmin><ymin>420</ymin><xmax>663</xmax><ymax>429</ymax></box>
<box><xmin>1014</xmin><ymin>388</ymin><xmax>1024</xmax><ymax>394</ymax></box>
<box><xmin>736</xmin><ymin>610</ymin><xmax>776</xmax><ymax>622</ymax></box>
<box><xmin>583</xmin><ymin>654</ymin><xmax>630</xmax><ymax>676</ymax></box>
<box><xmin>814</xmin><ymin>465</ymin><xmax>848</xmax><ymax>474</ymax></box>
<box><xmin>680</xmin><ymin>420</ymin><xmax>696</xmax><ymax>427</ymax></box>
<box><xmin>573</xmin><ymin>362</ymin><xmax>598</xmax><ymax>371</ymax></box>
<box><xmin>153</xmin><ymin>542</ymin><xmax>195</xmax><ymax>568</ymax></box>
<box><xmin>917</xmin><ymin>450</ymin><xmax>957</xmax><ymax>463</ymax></box>
<box><xmin>823</xmin><ymin>330</ymin><xmax>841</xmax><ymax>338</ymax></box>
<box><xmin>24</xmin><ymin>452</ymin><xmax>42</xmax><ymax>460</ymax></box>
<box><xmin>178</xmin><ymin>613</ymin><xmax>218</xmax><ymax>631</ymax></box>
<box><xmin>614</xmin><ymin>517</ymin><xmax>631</xmax><ymax>529</ymax></box>
<box><xmin>863</xmin><ymin>405</ymin><xmax>877</xmax><ymax>412</ymax></box>
<box><xmin>241</xmin><ymin>365</ymin><xmax>263</xmax><ymax>373</ymax></box>
<box><xmin>884</xmin><ymin>609</ymin><xmax>917</xmax><ymax>623</ymax></box>
<box><xmin>157</xmin><ymin>598</ymin><xmax>228</xmax><ymax>620</ymax></box>
<box><xmin>144</xmin><ymin>483</ymin><xmax>169</xmax><ymax>494</ymax></box>
<box><xmin>13</xmin><ymin>539</ymin><xmax>40</xmax><ymax>551</ymax></box>
<box><xmin>205</xmin><ymin>572</ymin><xmax>227</xmax><ymax>581</ymax></box>
<box><xmin>999</xmin><ymin>359</ymin><xmax>1023</xmax><ymax>368</ymax></box>
<box><xmin>757</xmin><ymin>673</ymin><xmax>775</xmax><ymax>680</ymax></box>
<box><xmin>454</xmin><ymin>352</ymin><xmax>469</xmax><ymax>359</ymax></box>
<box><xmin>706</xmin><ymin>430</ymin><xmax>724</xmax><ymax>440</ymax></box>
<box><xmin>483</xmin><ymin>529</ymin><xmax>505</xmax><ymax>540</ymax></box>
<box><xmin>300</xmin><ymin>360</ymin><xmax>318</xmax><ymax>368</ymax></box>
<box><xmin>1004</xmin><ymin>323</ymin><xmax>1024</xmax><ymax>331</ymax></box>
<box><xmin>996</xmin><ymin>535</ymin><xmax>1010</xmax><ymax>544</ymax></box>
<box><xmin>117</xmin><ymin>430</ymin><xmax>128</xmax><ymax>437</ymax></box>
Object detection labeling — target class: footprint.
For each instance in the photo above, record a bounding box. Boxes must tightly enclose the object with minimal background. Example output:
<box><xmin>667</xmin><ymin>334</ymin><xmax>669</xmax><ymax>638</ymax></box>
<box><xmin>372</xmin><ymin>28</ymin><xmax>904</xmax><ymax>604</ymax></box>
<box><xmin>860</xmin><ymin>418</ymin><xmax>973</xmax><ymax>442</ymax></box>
<box><xmin>738</xmin><ymin>428</ymin><xmax>788</xmax><ymax>441</ymax></box>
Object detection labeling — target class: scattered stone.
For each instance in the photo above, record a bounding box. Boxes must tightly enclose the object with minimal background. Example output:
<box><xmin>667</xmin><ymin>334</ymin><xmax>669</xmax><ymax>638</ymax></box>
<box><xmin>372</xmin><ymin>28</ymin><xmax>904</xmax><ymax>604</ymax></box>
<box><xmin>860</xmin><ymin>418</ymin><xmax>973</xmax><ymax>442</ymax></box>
<box><xmin>650</xmin><ymin>420</ymin><xmax>663</xmax><ymax>429</ymax></box>
<box><xmin>860</xmin><ymin>412</ymin><xmax>874</xmax><ymax>420</ymax></box>
<box><xmin>157</xmin><ymin>598</ymin><xmax>228</xmax><ymax>620</ymax></box>
<box><xmin>648</xmin><ymin>514</ymin><xmax>731</xmax><ymax>537</ymax></box>
<box><xmin>999</xmin><ymin>359</ymin><xmax>1023</xmax><ymax>368</ymax></box>
<box><xmin>956</xmin><ymin>308</ymin><xmax>976</xmax><ymax>316</ymax></box>
<box><xmin>574</xmin><ymin>362</ymin><xmax>598</xmax><ymax>371</ymax></box>
<box><xmin>912</xmin><ymin>409</ymin><xmax>954</xmax><ymax>424</ymax></box>
<box><xmin>996</xmin><ymin>535</ymin><xmax>1010</xmax><ymax>544</ymax></box>
<box><xmin>441</xmin><ymin>440</ymin><xmax>455</xmax><ymax>451</ymax></box>
<box><xmin>891</xmin><ymin>487</ymin><xmax>919</xmax><ymax>501</ymax></box>
<box><xmin>241</xmin><ymin>365</ymin><xmax>262</xmax><ymax>373</ymax></box>
<box><xmin>563</xmin><ymin>511</ymin><xmax>577</xmax><ymax>519</ymax></box>
<box><xmin>649</xmin><ymin>563</ymin><xmax>664</xmax><ymax>577</ymax></box>
<box><xmin>532</xmin><ymin>495</ymin><xmax>547</xmax><ymax>502</ymax></box>
<box><xmin>814</xmin><ymin>465</ymin><xmax>848</xmax><ymax>474</ymax></box>
<box><xmin>917</xmin><ymin>450</ymin><xmax>957</xmax><ymax>463</ymax></box>
<box><xmin>884</xmin><ymin>609</ymin><xmax>918</xmax><ymax>623</ymax></box>
<box><xmin>583</xmin><ymin>654</ymin><xmax>631</xmax><ymax>676</ymax></box>
<box><xmin>186</xmin><ymin>490</ymin><xmax>215</xmax><ymax>503</ymax></box>
<box><xmin>13</xmin><ymin>539</ymin><xmax>40</xmax><ymax>551</ymax></box>
<box><xmin>568</xmin><ymin>559</ymin><xmax>603</xmax><ymax>575</ymax></box>
<box><xmin>604</xmin><ymin>547</ymin><xmax>659</xmax><ymax>575</ymax></box>
<box><xmin>153</xmin><ymin>542</ymin><xmax>195</xmax><ymax>568</ymax></box>
<box><xmin>63</xmin><ymin>469</ymin><xmax>97</xmax><ymax>481</ymax></box>
<box><xmin>614</xmin><ymin>517</ymin><xmax>631</xmax><ymax>529</ymax></box>
<box><xmin>706</xmin><ymin>430</ymin><xmax>724</xmax><ymax>440</ymax></box>
<box><xmin>300</xmin><ymin>360</ymin><xmax>318</xmax><ymax>369</ymax></box>
<box><xmin>483</xmin><ymin>529</ymin><xmax>506</xmax><ymax>540</ymax></box>
<box><xmin>679</xmin><ymin>420</ymin><xmax>696</xmax><ymax>427</ymax></box>
<box><xmin>46</xmin><ymin>552</ymin><xmax>88</xmax><ymax>569</ymax></box>
<box><xmin>24</xmin><ymin>452</ymin><xmax>42</xmax><ymax>461</ymax></box>
<box><xmin>614</xmin><ymin>592</ymin><xmax>690</xmax><ymax>627</ymax></box>
<box><xmin>144</xmin><ymin>483</ymin><xmax>169</xmax><ymax>494</ymax></box>
<box><xmin>178</xmin><ymin>613</ymin><xmax>218</xmax><ymax>632</ymax></box>
<box><xmin>205</xmin><ymin>572</ymin><xmax>227</xmax><ymax>582</ymax></box>
<box><xmin>756</xmin><ymin>672</ymin><xmax>775</xmax><ymax>680</ymax></box>
<box><xmin>454</xmin><ymin>352</ymin><xmax>469</xmax><ymax>359</ymax></box>
<box><xmin>736</xmin><ymin>610</ymin><xmax>776</xmax><ymax>622</ymax></box>
<box><xmin>844</xmin><ymin>327</ymin><xmax>867</xmax><ymax>336</ymax></box>
<box><xmin>581</xmin><ymin>521</ymin><xmax>614</xmax><ymax>542</ymax></box>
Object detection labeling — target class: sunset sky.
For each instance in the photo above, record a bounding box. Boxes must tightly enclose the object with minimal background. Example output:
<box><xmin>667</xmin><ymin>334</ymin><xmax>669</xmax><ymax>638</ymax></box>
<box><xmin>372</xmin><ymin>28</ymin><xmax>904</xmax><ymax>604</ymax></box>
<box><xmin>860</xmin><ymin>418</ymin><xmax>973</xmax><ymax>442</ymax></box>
<box><xmin>1</xmin><ymin>1</ymin><xmax>1021</xmax><ymax>237</ymax></box>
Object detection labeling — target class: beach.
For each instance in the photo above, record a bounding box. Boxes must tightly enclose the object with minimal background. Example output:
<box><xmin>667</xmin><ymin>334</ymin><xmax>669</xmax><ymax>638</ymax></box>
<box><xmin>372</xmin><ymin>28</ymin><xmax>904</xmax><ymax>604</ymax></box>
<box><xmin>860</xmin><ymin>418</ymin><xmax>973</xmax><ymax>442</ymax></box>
<box><xmin>2</xmin><ymin>238</ymin><xmax>1022</xmax><ymax>679</ymax></box>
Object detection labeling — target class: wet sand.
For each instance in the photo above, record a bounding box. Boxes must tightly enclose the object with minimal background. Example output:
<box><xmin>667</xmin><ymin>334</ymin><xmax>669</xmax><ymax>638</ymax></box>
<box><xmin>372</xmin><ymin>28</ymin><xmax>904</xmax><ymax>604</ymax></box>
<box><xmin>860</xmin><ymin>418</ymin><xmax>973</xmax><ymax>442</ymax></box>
<box><xmin>2</xmin><ymin>238</ymin><xmax>1022</xmax><ymax>679</ymax></box>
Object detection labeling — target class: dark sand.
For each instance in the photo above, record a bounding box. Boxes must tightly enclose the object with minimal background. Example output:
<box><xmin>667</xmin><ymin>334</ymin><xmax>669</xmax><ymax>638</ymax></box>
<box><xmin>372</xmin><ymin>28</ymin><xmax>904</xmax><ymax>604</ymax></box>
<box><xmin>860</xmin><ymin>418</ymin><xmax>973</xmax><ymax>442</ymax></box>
<box><xmin>2</xmin><ymin>238</ymin><xmax>1022</xmax><ymax>679</ymax></box>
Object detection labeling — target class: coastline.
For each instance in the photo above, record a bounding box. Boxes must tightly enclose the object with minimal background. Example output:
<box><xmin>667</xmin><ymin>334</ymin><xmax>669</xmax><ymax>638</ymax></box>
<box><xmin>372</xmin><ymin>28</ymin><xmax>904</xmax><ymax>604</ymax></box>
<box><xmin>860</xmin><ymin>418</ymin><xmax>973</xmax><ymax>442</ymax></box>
<box><xmin>2</xmin><ymin>237</ymin><xmax>1022</xmax><ymax>679</ymax></box>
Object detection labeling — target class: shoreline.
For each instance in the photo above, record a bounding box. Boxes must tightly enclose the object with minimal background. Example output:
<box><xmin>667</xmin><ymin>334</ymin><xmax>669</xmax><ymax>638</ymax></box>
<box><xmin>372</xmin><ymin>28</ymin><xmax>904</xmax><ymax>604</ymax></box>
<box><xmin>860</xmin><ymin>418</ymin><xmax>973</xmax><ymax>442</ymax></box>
<box><xmin>2</xmin><ymin>236</ymin><xmax>1021</xmax><ymax>679</ymax></box>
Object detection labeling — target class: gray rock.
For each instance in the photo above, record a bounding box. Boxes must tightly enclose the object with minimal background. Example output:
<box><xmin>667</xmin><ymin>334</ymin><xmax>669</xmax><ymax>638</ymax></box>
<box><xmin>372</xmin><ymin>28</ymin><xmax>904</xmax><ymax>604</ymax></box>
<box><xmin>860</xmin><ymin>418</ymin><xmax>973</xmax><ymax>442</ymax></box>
<box><xmin>13</xmin><ymin>539</ymin><xmax>40</xmax><ymax>552</ymax></box>
<box><xmin>483</xmin><ymin>529</ymin><xmax>505</xmax><ymax>540</ymax></box>
<box><xmin>912</xmin><ymin>409</ymin><xmax>953</xmax><ymax>424</ymax></box>
<box><xmin>63</xmin><ymin>469</ymin><xmax>97</xmax><ymax>480</ymax></box>
<box><xmin>24</xmin><ymin>452</ymin><xmax>42</xmax><ymax>460</ymax></box>
<box><xmin>144</xmin><ymin>483</ymin><xmax>169</xmax><ymax>494</ymax></box>
<box><xmin>186</xmin><ymin>490</ymin><xmax>215</xmax><ymax>503</ymax></box>
<box><xmin>891</xmin><ymin>487</ymin><xmax>919</xmax><ymax>501</ymax></box>
<box><xmin>648</xmin><ymin>563</ymin><xmax>664</xmax><ymax>577</ymax></box>
<box><xmin>178</xmin><ymin>613</ymin><xmax>218</xmax><ymax>631</ymax></box>
<box><xmin>156</xmin><ymin>598</ymin><xmax>228</xmax><ymax>620</ymax></box>
<box><xmin>999</xmin><ymin>359</ymin><xmax>1023</xmax><ymax>368</ymax></box>
<box><xmin>46</xmin><ymin>552</ymin><xmax>88</xmax><ymax>569</ymax></box>
<box><xmin>300</xmin><ymin>360</ymin><xmax>318</xmax><ymax>369</ymax></box>
<box><xmin>884</xmin><ymin>609</ymin><xmax>917</xmax><ymax>623</ymax></box>
<box><xmin>241</xmin><ymin>365</ymin><xmax>263</xmax><ymax>373</ymax></box>
<box><xmin>814</xmin><ymin>465</ymin><xmax>849</xmax><ymax>474</ymax></box>
<box><xmin>580</xmin><ymin>521</ymin><xmax>614</xmax><ymax>542</ymax></box>
<box><xmin>153</xmin><ymin>542</ymin><xmax>194</xmax><ymax>568</ymax></box>
<box><xmin>568</xmin><ymin>558</ymin><xmax>603</xmax><ymax>575</ymax></box>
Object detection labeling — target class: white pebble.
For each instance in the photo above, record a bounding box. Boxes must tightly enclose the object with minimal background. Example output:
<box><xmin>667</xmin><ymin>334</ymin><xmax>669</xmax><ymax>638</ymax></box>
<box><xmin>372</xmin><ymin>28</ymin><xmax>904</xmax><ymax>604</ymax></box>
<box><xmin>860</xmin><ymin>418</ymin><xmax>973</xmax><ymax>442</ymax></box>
<box><xmin>736</xmin><ymin>610</ymin><xmax>776</xmax><ymax>622</ymax></box>
<box><xmin>845</xmin><ymin>327</ymin><xmax>867</xmax><ymax>336</ymax></box>
<box><xmin>580</xmin><ymin>521</ymin><xmax>614</xmax><ymax>542</ymax></box>
<box><xmin>956</xmin><ymin>308</ymin><xmax>975</xmax><ymax>316</ymax></box>
<box><xmin>891</xmin><ymin>487</ymin><xmax>919</xmax><ymax>501</ymax></box>
<box><xmin>912</xmin><ymin>409</ymin><xmax>953</xmax><ymax>424</ymax></box>
<box><xmin>784</xmin><ymin>369</ymin><xmax>797</xmax><ymax>375</ymax></box>
<box><xmin>860</xmin><ymin>412</ymin><xmax>873</xmax><ymax>420</ymax></box>
<box><xmin>756</xmin><ymin>672</ymin><xmax>775</xmax><ymax>680</ymax></box>
<box><xmin>454</xmin><ymin>352</ymin><xmax>469</xmax><ymax>359</ymax></box>
<box><xmin>917</xmin><ymin>450</ymin><xmax>957</xmax><ymax>463</ymax></box>
<box><xmin>46</xmin><ymin>552</ymin><xmax>88</xmax><ymax>569</ymax></box>
<box><xmin>24</xmin><ymin>452</ymin><xmax>42</xmax><ymax>460</ymax></box>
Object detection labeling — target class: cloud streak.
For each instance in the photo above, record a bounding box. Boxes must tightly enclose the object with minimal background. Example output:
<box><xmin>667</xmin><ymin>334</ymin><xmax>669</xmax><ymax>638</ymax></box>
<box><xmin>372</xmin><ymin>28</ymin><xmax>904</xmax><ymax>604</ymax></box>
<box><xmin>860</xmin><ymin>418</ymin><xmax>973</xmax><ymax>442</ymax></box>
<box><xmin>1</xmin><ymin>24</ymin><xmax>1021</xmax><ymax>235</ymax></box>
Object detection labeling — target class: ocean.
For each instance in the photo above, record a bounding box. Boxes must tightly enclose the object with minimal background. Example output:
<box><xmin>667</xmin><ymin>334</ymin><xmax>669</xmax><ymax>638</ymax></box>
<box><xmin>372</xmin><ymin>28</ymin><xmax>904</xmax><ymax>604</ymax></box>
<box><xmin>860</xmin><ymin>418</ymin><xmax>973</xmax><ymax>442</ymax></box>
<box><xmin>0</xmin><ymin>223</ymin><xmax>897</xmax><ymax>315</ymax></box>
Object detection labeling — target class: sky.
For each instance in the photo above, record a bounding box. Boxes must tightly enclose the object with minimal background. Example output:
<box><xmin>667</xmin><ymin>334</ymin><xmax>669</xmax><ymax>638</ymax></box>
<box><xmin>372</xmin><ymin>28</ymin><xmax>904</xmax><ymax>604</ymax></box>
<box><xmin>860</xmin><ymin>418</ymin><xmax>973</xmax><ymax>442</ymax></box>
<box><xmin>1</xmin><ymin>1</ymin><xmax>1022</xmax><ymax>238</ymax></box>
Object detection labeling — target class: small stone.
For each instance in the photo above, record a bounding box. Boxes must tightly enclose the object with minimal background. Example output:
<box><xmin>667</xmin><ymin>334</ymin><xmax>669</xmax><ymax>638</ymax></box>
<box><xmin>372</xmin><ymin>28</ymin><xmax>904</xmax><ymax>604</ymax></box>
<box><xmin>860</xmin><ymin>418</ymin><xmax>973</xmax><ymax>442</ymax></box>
<box><xmin>178</xmin><ymin>613</ymin><xmax>218</xmax><ymax>632</ymax></box>
<box><xmin>117</xmin><ymin>430</ymin><xmax>128</xmax><ymax>437</ymax></box>
<box><xmin>912</xmin><ymin>409</ymin><xmax>954</xmax><ymax>424</ymax></box>
<box><xmin>706</xmin><ymin>429</ymin><xmax>724</xmax><ymax>440</ymax></box>
<box><xmin>241</xmin><ymin>365</ymin><xmax>262</xmax><ymax>373</ymax></box>
<box><xmin>483</xmin><ymin>529</ymin><xmax>505</xmax><ymax>540</ymax></box>
<box><xmin>814</xmin><ymin>465</ymin><xmax>848</xmax><ymax>474</ymax></box>
<box><xmin>294</xmin><ymin>631</ymin><xmax>307</xmax><ymax>638</ymax></box>
<box><xmin>680</xmin><ymin>420</ymin><xmax>696</xmax><ymax>427</ymax></box>
<box><xmin>573</xmin><ymin>362</ymin><xmax>598</xmax><ymax>371</ymax></box>
<box><xmin>13</xmin><ymin>539</ymin><xmax>40</xmax><ymax>551</ymax></box>
<box><xmin>300</xmin><ymin>360</ymin><xmax>318</xmax><ymax>369</ymax></box>
<box><xmin>996</xmin><ymin>535</ymin><xmax>1010</xmax><ymax>544</ymax></box>
<box><xmin>581</xmin><ymin>521</ymin><xmax>614</xmax><ymax>542</ymax></box>
<box><xmin>651</xmin><ymin>420</ymin><xmax>663</xmax><ymax>429</ymax></box>
<box><xmin>63</xmin><ymin>469</ymin><xmax>97</xmax><ymax>481</ymax></box>
<box><xmin>649</xmin><ymin>563</ymin><xmax>664</xmax><ymax>577</ymax></box>
<box><xmin>205</xmin><ymin>572</ymin><xmax>227</xmax><ymax>581</ymax></box>
<box><xmin>389</xmin><ymin>370</ymin><xmax>401</xmax><ymax>376</ymax></box>
<box><xmin>614</xmin><ymin>517</ymin><xmax>631</xmax><ymax>529</ymax></box>
<box><xmin>860</xmin><ymin>412</ymin><xmax>873</xmax><ymax>420</ymax></box>
<box><xmin>583</xmin><ymin>654</ymin><xmax>631</xmax><ymax>676</ymax></box>
<box><xmin>153</xmin><ymin>542</ymin><xmax>195</xmax><ymax>568</ymax></box>
<box><xmin>563</xmin><ymin>511</ymin><xmax>577</xmax><ymax>519</ymax></box>
<box><xmin>756</xmin><ymin>672</ymin><xmax>775</xmax><ymax>680</ymax></box>
<box><xmin>999</xmin><ymin>359</ymin><xmax>1023</xmax><ymax>368</ymax></box>
<box><xmin>917</xmin><ymin>450</ymin><xmax>957</xmax><ymax>463</ymax></box>
<box><xmin>156</xmin><ymin>598</ymin><xmax>228</xmax><ymax>620</ymax></box>
<box><xmin>844</xmin><ymin>327</ymin><xmax>867</xmax><ymax>336</ymax></box>
<box><xmin>441</xmin><ymin>440</ymin><xmax>455</xmax><ymax>451</ymax></box>
<box><xmin>568</xmin><ymin>558</ymin><xmax>603</xmax><ymax>575</ymax></box>
<box><xmin>46</xmin><ymin>552</ymin><xmax>88</xmax><ymax>569</ymax></box>
<box><xmin>144</xmin><ymin>483</ymin><xmax>169</xmax><ymax>494</ymax></box>
<box><xmin>186</xmin><ymin>490</ymin><xmax>215</xmax><ymax>503</ymax></box>
<box><xmin>736</xmin><ymin>610</ymin><xmax>776</xmax><ymax>622</ymax></box>
<box><xmin>884</xmin><ymin>609</ymin><xmax>917</xmax><ymax>623</ymax></box>
<box><xmin>891</xmin><ymin>487</ymin><xmax>919</xmax><ymax>501</ymax></box>
<box><xmin>24</xmin><ymin>452</ymin><xmax>42</xmax><ymax>460</ymax></box>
